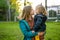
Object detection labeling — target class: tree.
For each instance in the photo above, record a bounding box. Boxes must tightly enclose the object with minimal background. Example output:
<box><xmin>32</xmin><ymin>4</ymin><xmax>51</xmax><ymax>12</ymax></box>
<box><xmin>49</xmin><ymin>10</ymin><xmax>57</xmax><ymax>17</ymax></box>
<box><xmin>24</xmin><ymin>0</ymin><xmax>32</xmax><ymax>6</ymax></box>
<box><xmin>10</xmin><ymin>0</ymin><xmax>22</xmax><ymax>21</ymax></box>
<box><xmin>45</xmin><ymin>0</ymin><xmax>47</xmax><ymax>10</ymax></box>
<box><xmin>0</xmin><ymin>0</ymin><xmax>8</xmax><ymax>21</ymax></box>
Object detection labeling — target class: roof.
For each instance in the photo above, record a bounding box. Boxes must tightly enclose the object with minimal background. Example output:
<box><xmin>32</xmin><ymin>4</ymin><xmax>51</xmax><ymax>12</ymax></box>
<box><xmin>47</xmin><ymin>5</ymin><xmax>60</xmax><ymax>8</ymax></box>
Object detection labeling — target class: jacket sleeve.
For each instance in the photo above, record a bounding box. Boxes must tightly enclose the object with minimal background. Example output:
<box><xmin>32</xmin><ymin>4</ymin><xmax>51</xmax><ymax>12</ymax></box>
<box><xmin>34</xmin><ymin>16</ymin><xmax>42</xmax><ymax>31</ymax></box>
<box><xmin>19</xmin><ymin>21</ymin><xmax>38</xmax><ymax>38</ymax></box>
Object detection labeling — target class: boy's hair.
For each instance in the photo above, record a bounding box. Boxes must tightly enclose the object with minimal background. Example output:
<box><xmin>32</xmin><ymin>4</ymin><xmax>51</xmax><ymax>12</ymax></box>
<box><xmin>36</xmin><ymin>4</ymin><xmax>47</xmax><ymax>16</ymax></box>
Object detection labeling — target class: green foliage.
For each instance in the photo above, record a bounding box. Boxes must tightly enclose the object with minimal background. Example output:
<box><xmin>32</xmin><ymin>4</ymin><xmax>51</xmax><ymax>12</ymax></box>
<box><xmin>0</xmin><ymin>0</ymin><xmax>8</xmax><ymax>8</ymax></box>
<box><xmin>49</xmin><ymin>10</ymin><xmax>57</xmax><ymax>17</ymax></box>
<box><xmin>0</xmin><ymin>0</ymin><xmax>8</xmax><ymax>21</ymax></box>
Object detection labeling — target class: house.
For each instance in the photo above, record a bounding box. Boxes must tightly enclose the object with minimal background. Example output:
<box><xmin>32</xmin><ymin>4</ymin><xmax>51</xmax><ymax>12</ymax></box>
<box><xmin>47</xmin><ymin>5</ymin><xmax>60</xmax><ymax>20</ymax></box>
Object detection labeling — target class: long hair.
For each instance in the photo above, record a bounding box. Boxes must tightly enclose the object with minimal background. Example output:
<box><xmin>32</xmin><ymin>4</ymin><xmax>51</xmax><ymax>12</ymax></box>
<box><xmin>36</xmin><ymin>4</ymin><xmax>47</xmax><ymax>16</ymax></box>
<box><xmin>20</xmin><ymin>6</ymin><xmax>32</xmax><ymax>20</ymax></box>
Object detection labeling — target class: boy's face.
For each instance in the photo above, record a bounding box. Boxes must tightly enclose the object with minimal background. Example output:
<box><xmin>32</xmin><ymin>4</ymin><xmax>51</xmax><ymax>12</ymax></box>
<box><xmin>35</xmin><ymin>7</ymin><xmax>42</xmax><ymax>14</ymax></box>
<box><xmin>35</xmin><ymin>8</ymin><xmax>39</xmax><ymax>14</ymax></box>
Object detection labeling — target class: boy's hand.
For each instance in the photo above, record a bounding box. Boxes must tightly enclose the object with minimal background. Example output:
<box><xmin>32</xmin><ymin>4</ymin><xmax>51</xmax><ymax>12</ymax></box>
<box><xmin>38</xmin><ymin>32</ymin><xmax>44</xmax><ymax>36</ymax></box>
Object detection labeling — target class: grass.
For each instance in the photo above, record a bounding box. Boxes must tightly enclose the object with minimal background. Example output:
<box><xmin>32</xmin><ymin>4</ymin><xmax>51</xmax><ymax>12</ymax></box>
<box><xmin>0</xmin><ymin>22</ymin><xmax>60</xmax><ymax>40</ymax></box>
<box><xmin>45</xmin><ymin>22</ymin><xmax>60</xmax><ymax>40</ymax></box>
<box><xmin>0</xmin><ymin>22</ymin><xmax>23</xmax><ymax>40</ymax></box>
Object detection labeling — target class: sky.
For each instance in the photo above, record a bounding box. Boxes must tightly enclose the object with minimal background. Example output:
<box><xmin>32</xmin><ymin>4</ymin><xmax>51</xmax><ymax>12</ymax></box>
<box><xmin>28</xmin><ymin>0</ymin><xmax>60</xmax><ymax>6</ymax></box>
<box><xmin>19</xmin><ymin>0</ymin><xmax>60</xmax><ymax>9</ymax></box>
<box><xmin>29</xmin><ymin>0</ymin><xmax>60</xmax><ymax>6</ymax></box>
<box><xmin>28</xmin><ymin>0</ymin><xmax>60</xmax><ymax>9</ymax></box>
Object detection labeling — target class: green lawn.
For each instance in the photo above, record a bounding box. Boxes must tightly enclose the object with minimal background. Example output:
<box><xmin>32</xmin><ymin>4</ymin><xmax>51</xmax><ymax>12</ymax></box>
<box><xmin>0</xmin><ymin>22</ymin><xmax>60</xmax><ymax>40</ymax></box>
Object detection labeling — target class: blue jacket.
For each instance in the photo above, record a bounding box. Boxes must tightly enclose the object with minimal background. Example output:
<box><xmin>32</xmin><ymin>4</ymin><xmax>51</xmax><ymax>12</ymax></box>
<box><xmin>33</xmin><ymin>13</ymin><xmax>47</xmax><ymax>32</ymax></box>
<box><xmin>19</xmin><ymin>20</ymin><xmax>38</xmax><ymax>40</ymax></box>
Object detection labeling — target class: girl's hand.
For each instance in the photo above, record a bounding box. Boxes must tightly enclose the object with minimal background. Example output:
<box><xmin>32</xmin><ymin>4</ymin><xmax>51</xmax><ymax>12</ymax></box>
<box><xmin>32</xmin><ymin>30</ymin><xmax>35</xmax><ymax>33</ymax></box>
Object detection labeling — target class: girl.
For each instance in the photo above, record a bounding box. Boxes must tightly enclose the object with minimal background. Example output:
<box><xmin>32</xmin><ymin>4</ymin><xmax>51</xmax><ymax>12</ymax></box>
<box><xmin>33</xmin><ymin>5</ymin><xmax>47</xmax><ymax>40</ymax></box>
<box><xmin>19</xmin><ymin>6</ymin><xmax>43</xmax><ymax>40</ymax></box>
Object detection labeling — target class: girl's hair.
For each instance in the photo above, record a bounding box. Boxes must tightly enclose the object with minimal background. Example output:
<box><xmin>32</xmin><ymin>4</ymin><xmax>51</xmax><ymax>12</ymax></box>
<box><xmin>20</xmin><ymin>6</ymin><xmax>32</xmax><ymax>20</ymax></box>
<box><xmin>36</xmin><ymin>4</ymin><xmax>47</xmax><ymax>15</ymax></box>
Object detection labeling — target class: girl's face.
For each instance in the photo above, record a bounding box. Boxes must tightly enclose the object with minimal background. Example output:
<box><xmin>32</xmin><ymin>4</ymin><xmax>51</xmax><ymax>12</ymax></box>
<box><xmin>30</xmin><ymin>8</ymin><xmax>34</xmax><ymax>15</ymax></box>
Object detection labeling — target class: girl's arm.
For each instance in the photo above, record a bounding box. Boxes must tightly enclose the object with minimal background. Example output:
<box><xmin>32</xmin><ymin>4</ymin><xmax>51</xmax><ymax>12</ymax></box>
<box><xmin>19</xmin><ymin>21</ymin><xmax>38</xmax><ymax>38</ymax></box>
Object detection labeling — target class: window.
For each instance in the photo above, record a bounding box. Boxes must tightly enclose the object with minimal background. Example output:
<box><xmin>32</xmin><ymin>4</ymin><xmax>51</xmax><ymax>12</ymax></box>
<box><xmin>58</xmin><ymin>10</ymin><xmax>60</xmax><ymax>14</ymax></box>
